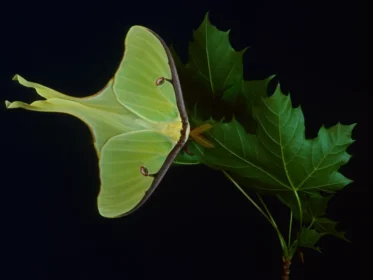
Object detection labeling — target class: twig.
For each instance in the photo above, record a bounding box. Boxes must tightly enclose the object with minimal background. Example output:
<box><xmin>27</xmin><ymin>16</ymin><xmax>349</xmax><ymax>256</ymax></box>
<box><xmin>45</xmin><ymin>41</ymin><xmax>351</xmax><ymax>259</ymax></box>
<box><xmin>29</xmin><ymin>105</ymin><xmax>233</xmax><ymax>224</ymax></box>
<box><xmin>281</xmin><ymin>258</ymin><xmax>291</xmax><ymax>280</ymax></box>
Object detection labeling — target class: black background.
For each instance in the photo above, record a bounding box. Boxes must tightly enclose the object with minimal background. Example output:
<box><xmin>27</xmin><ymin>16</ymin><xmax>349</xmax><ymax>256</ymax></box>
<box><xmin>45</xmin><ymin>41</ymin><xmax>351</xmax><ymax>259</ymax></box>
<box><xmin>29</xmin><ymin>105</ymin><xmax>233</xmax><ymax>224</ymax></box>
<box><xmin>1</xmin><ymin>1</ymin><xmax>369</xmax><ymax>279</ymax></box>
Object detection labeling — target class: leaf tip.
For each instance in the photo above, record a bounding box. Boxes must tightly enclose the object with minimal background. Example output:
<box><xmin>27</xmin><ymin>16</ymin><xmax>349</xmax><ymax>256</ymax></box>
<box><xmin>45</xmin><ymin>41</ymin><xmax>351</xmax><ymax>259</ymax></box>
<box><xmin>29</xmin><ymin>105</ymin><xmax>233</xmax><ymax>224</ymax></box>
<box><xmin>241</xmin><ymin>46</ymin><xmax>250</xmax><ymax>55</ymax></box>
<box><xmin>203</xmin><ymin>10</ymin><xmax>211</xmax><ymax>24</ymax></box>
<box><xmin>347</xmin><ymin>122</ymin><xmax>358</xmax><ymax>135</ymax></box>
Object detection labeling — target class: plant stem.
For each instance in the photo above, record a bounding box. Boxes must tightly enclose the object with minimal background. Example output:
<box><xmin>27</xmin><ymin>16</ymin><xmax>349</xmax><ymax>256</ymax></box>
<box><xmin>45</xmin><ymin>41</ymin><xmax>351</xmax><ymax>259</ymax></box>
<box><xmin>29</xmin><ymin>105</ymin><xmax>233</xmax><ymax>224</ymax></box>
<box><xmin>223</xmin><ymin>171</ymin><xmax>288</xmax><ymax>255</ymax></box>
<box><xmin>293</xmin><ymin>190</ymin><xmax>303</xmax><ymax>231</ymax></box>
<box><xmin>307</xmin><ymin>218</ymin><xmax>315</xmax><ymax>230</ymax></box>
<box><xmin>293</xmin><ymin>190</ymin><xmax>303</xmax><ymax>254</ymax></box>
<box><xmin>257</xmin><ymin>194</ymin><xmax>288</xmax><ymax>256</ymax></box>
<box><xmin>223</xmin><ymin>171</ymin><xmax>295</xmax><ymax>279</ymax></box>
<box><xmin>281</xmin><ymin>258</ymin><xmax>291</xmax><ymax>280</ymax></box>
<box><xmin>288</xmin><ymin>210</ymin><xmax>293</xmax><ymax>248</ymax></box>
<box><xmin>223</xmin><ymin>171</ymin><xmax>271</xmax><ymax>224</ymax></box>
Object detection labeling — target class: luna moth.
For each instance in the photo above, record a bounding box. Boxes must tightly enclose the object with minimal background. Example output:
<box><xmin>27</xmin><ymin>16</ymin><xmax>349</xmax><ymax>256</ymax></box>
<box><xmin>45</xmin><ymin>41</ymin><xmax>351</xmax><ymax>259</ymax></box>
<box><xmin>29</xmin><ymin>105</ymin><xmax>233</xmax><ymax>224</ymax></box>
<box><xmin>6</xmin><ymin>26</ymin><xmax>213</xmax><ymax>218</ymax></box>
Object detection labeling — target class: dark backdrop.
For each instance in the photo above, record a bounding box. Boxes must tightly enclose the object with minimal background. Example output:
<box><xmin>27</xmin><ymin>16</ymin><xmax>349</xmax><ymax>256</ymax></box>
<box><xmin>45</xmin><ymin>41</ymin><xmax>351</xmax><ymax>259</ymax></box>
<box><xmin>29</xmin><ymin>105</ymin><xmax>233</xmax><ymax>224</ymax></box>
<box><xmin>1</xmin><ymin>2</ymin><xmax>368</xmax><ymax>280</ymax></box>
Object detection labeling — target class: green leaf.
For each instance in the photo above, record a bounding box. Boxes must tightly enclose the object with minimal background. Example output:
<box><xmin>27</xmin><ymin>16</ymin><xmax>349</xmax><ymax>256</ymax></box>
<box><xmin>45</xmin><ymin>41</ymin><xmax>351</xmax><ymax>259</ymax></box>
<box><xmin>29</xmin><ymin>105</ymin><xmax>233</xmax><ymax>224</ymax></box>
<box><xmin>172</xmin><ymin>15</ymin><xmax>355</xmax><ymax>251</ymax></box>
<box><xmin>171</xmin><ymin>13</ymin><xmax>259</xmax><ymax>126</ymax></box>
<box><xmin>173</xmin><ymin>130</ymin><xmax>201</xmax><ymax>166</ymax></box>
<box><xmin>240</xmin><ymin>75</ymin><xmax>277</xmax><ymax>133</ymax></box>
<box><xmin>191</xmin><ymin>84</ymin><xmax>356</xmax><ymax>196</ymax></box>
<box><xmin>278</xmin><ymin>191</ymin><xmax>348</xmax><ymax>241</ymax></box>
<box><xmin>243</xmin><ymin>75</ymin><xmax>276</xmax><ymax>106</ymax></box>
<box><xmin>299</xmin><ymin>228</ymin><xmax>322</xmax><ymax>252</ymax></box>
<box><xmin>313</xmin><ymin>217</ymin><xmax>349</xmax><ymax>241</ymax></box>
<box><xmin>186</xmin><ymin>12</ymin><xmax>246</xmax><ymax>103</ymax></box>
<box><xmin>169</xmin><ymin>12</ymin><xmax>355</xmax><ymax>262</ymax></box>
<box><xmin>278</xmin><ymin>192</ymin><xmax>332</xmax><ymax>222</ymax></box>
<box><xmin>173</xmin><ymin>150</ymin><xmax>200</xmax><ymax>165</ymax></box>
<box><xmin>306</xmin><ymin>193</ymin><xmax>331</xmax><ymax>217</ymax></box>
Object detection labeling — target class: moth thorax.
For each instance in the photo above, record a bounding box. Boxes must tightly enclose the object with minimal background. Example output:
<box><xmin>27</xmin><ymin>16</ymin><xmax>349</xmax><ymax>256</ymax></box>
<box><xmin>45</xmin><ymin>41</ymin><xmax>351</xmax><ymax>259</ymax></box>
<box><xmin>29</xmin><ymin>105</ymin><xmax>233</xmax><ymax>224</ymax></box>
<box><xmin>157</xmin><ymin>120</ymin><xmax>183</xmax><ymax>143</ymax></box>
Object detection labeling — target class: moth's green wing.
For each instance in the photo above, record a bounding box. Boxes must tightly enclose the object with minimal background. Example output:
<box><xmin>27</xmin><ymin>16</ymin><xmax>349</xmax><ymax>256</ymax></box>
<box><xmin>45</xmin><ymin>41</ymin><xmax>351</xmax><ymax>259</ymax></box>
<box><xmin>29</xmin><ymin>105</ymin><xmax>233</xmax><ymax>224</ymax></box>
<box><xmin>7</xmin><ymin>76</ymin><xmax>150</xmax><ymax>152</ymax></box>
<box><xmin>113</xmin><ymin>26</ymin><xmax>179</xmax><ymax>123</ymax></box>
<box><xmin>6</xmin><ymin>26</ymin><xmax>188</xmax><ymax>218</ymax></box>
<box><xmin>97</xmin><ymin>26</ymin><xmax>186</xmax><ymax>217</ymax></box>
<box><xmin>98</xmin><ymin>131</ymin><xmax>173</xmax><ymax>218</ymax></box>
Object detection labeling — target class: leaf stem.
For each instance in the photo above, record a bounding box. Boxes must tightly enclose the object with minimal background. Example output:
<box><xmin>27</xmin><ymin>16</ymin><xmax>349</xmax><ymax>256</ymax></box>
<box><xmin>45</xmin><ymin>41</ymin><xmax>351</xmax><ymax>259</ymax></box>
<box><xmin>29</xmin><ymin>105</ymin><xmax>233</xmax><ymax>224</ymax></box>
<box><xmin>223</xmin><ymin>171</ymin><xmax>271</xmax><ymax>223</ymax></box>
<box><xmin>257</xmin><ymin>193</ymin><xmax>288</xmax><ymax>256</ymax></box>
<box><xmin>293</xmin><ymin>190</ymin><xmax>303</xmax><ymax>254</ymax></box>
<box><xmin>307</xmin><ymin>218</ymin><xmax>315</xmax><ymax>230</ymax></box>
<box><xmin>288</xmin><ymin>210</ymin><xmax>293</xmax><ymax>248</ymax></box>
<box><xmin>223</xmin><ymin>171</ymin><xmax>288</xmax><ymax>256</ymax></box>
<box><xmin>293</xmin><ymin>190</ymin><xmax>303</xmax><ymax>230</ymax></box>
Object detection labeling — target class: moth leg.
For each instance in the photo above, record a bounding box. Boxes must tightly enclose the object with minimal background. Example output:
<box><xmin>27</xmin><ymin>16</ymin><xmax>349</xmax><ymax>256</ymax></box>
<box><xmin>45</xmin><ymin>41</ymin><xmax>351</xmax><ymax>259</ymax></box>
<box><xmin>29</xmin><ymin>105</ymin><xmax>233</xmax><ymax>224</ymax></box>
<box><xmin>182</xmin><ymin>143</ymin><xmax>194</xmax><ymax>156</ymax></box>
<box><xmin>189</xmin><ymin>124</ymin><xmax>214</xmax><ymax>148</ymax></box>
